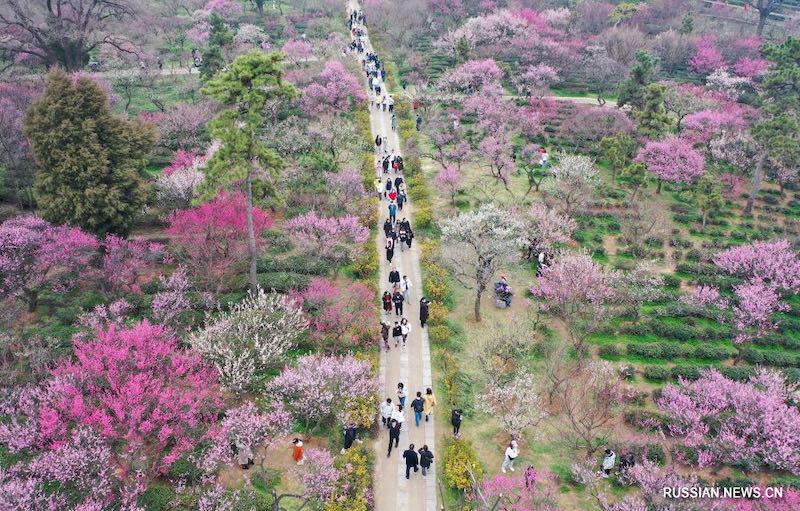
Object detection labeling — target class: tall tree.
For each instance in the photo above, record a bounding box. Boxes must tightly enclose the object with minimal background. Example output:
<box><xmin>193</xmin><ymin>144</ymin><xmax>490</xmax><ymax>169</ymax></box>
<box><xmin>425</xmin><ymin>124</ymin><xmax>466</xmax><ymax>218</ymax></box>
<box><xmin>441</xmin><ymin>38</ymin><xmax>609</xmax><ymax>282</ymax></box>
<box><xmin>440</xmin><ymin>203</ymin><xmax>523</xmax><ymax>321</ymax></box>
<box><xmin>200</xmin><ymin>51</ymin><xmax>298</xmax><ymax>293</ymax></box>
<box><xmin>201</xmin><ymin>12</ymin><xmax>234</xmax><ymax>82</ymax></box>
<box><xmin>745</xmin><ymin>0</ymin><xmax>784</xmax><ymax>36</ymax></box>
<box><xmin>599</xmin><ymin>133</ymin><xmax>637</xmax><ymax>181</ymax></box>
<box><xmin>634</xmin><ymin>83</ymin><xmax>672</xmax><ymax>139</ymax></box>
<box><xmin>616</xmin><ymin>51</ymin><xmax>658</xmax><ymax>109</ymax></box>
<box><xmin>24</xmin><ymin>70</ymin><xmax>155</xmax><ymax>236</ymax></box>
<box><xmin>0</xmin><ymin>0</ymin><xmax>139</xmax><ymax>71</ymax></box>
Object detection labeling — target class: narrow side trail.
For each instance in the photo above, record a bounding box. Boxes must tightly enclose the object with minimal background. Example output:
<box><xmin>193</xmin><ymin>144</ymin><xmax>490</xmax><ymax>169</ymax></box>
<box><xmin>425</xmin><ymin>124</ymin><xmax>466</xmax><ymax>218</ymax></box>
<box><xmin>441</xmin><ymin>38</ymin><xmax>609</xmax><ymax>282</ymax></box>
<box><xmin>347</xmin><ymin>3</ymin><xmax>437</xmax><ymax>511</ymax></box>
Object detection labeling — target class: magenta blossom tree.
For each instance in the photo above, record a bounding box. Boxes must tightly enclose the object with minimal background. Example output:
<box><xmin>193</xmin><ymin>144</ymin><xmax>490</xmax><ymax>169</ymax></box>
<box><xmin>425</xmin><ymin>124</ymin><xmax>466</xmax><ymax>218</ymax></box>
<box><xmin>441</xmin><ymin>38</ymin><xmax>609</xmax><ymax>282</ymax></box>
<box><xmin>285</xmin><ymin>211</ymin><xmax>369</xmax><ymax>263</ymax></box>
<box><xmin>282</xmin><ymin>40</ymin><xmax>314</xmax><ymax>66</ymax></box>
<box><xmin>713</xmin><ymin>239</ymin><xmax>800</xmax><ymax>292</ymax></box>
<box><xmin>635</xmin><ymin>137</ymin><xmax>705</xmax><ymax>192</ymax></box>
<box><xmin>688</xmin><ymin>35</ymin><xmax>726</xmax><ymax>74</ymax></box>
<box><xmin>301</xmin><ymin>60</ymin><xmax>367</xmax><ymax>115</ymax></box>
<box><xmin>657</xmin><ymin>368</ymin><xmax>800</xmax><ymax>474</ymax></box>
<box><xmin>435</xmin><ymin>165</ymin><xmax>465</xmax><ymax>205</ymax></box>
<box><xmin>102</xmin><ymin>235</ymin><xmax>168</xmax><ymax>294</ymax></box>
<box><xmin>295</xmin><ymin>448</ymin><xmax>340</xmax><ymax>505</ymax></box>
<box><xmin>733</xmin><ymin>57</ymin><xmax>769</xmax><ymax>79</ymax></box>
<box><xmin>473</xmin><ymin>467</ymin><xmax>559</xmax><ymax>511</ymax></box>
<box><xmin>268</xmin><ymin>353</ymin><xmax>378</xmax><ymax>430</ymax></box>
<box><xmin>167</xmin><ymin>192</ymin><xmax>273</xmax><ymax>289</ymax></box>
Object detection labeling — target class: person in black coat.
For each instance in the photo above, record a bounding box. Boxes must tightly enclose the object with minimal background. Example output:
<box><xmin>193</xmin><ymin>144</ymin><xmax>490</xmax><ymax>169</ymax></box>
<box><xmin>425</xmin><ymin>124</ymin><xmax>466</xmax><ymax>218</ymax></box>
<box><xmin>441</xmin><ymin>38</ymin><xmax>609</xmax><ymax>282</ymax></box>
<box><xmin>418</xmin><ymin>445</ymin><xmax>434</xmax><ymax>476</ymax></box>
<box><xmin>451</xmin><ymin>409</ymin><xmax>463</xmax><ymax>438</ymax></box>
<box><xmin>403</xmin><ymin>444</ymin><xmax>419</xmax><ymax>479</ymax></box>
<box><xmin>420</xmin><ymin>298</ymin><xmax>430</xmax><ymax>328</ymax></box>
<box><xmin>383</xmin><ymin>218</ymin><xmax>392</xmax><ymax>237</ymax></box>
<box><xmin>384</xmin><ymin>178</ymin><xmax>392</xmax><ymax>198</ymax></box>
<box><xmin>405</xmin><ymin>228</ymin><xmax>414</xmax><ymax>249</ymax></box>
<box><xmin>394</xmin><ymin>175</ymin><xmax>403</xmax><ymax>189</ymax></box>
<box><xmin>387</xmin><ymin>419</ymin><xmax>401</xmax><ymax>457</ymax></box>
<box><xmin>392</xmin><ymin>290</ymin><xmax>404</xmax><ymax>316</ymax></box>
<box><xmin>382</xmin><ymin>291</ymin><xmax>393</xmax><ymax>315</ymax></box>
<box><xmin>389</xmin><ymin>267</ymin><xmax>401</xmax><ymax>287</ymax></box>
<box><xmin>342</xmin><ymin>423</ymin><xmax>358</xmax><ymax>454</ymax></box>
<box><xmin>375</xmin><ymin>134</ymin><xmax>382</xmax><ymax>147</ymax></box>
<box><xmin>385</xmin><ymin>239</ymin><xmax>394</xmax><ymax>263</ymax></box>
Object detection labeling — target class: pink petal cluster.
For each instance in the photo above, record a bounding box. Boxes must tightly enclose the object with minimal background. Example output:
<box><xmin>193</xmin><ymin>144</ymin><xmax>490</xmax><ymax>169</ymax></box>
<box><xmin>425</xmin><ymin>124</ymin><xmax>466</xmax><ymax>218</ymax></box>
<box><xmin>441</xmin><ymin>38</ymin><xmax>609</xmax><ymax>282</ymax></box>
<box><xmin>302</xmin><ymin>60</ymin><xmax>367</xmax><ymax>115</ymax></box>
<box><xmin>285</xmin><ymin>211</ymin><xmax>369</xmax><ymax>263</ymax></box>
<box><xmin>636</xmin><ymin>136</ymin><xmax>705</xmax><ymax>184</ymax></box>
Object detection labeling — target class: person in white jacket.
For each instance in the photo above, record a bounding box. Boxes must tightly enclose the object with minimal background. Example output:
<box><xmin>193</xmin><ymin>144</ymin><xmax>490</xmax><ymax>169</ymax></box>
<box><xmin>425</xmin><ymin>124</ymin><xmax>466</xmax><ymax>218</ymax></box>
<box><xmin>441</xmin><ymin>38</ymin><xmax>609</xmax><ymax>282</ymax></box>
<box><xmin>380</xmin><ymin>398</ymin><xmax>394</xmax><ymax>427</ymax></box>
<box><xmin>401</xmin><ymin>275</ymin><xmax>413</xmax><ymax>303</ymax></box>
<box><xmin>602</xmin><ymin>449</ymin><xmax>616</xmax><ymax>477</ymax></box>
<box><xmin>501</xmin><ymin>440</ymin><xmax>519</xmax><ymax>473</ymax></box>
<box><xmin>391</xmin><ymin>404</ymin><xmax>406</xmax><ymax>426</ymax></box>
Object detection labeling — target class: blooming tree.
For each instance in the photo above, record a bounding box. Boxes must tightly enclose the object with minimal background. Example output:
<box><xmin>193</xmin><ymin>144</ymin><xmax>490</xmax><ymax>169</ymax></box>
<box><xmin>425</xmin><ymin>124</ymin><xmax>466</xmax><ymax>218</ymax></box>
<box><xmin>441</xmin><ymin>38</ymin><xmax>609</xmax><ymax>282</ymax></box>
<box><xmin>191</xmin><ymin>288</ymin><xmax>308</xmax><ymax>393</ymax></box>
<box><xmin>440</xmin><ymin>203</ymin><xmax>524</xmax><ymax>321</ymax></box>
<box><xmin>713</xmin><ymin>239</ymin><xmax>800</xmax><ymax>292</ymax></box>
<box><xmin>282</xmin><ymin>39</ymin><xmax>314</xmax><ymax>65</ymax></box>
<box><xmin>435</xmin><ymin>165</ymin><xmax>464</xmax><ymax>205</ymax></box>
<box><xmin>285</xmin><ymin>211</ymin><xmax>369</xmax><ymax>263</ymax></box>
<box><xmin>734</xmin><ymin>57</ymin><xmax>769</xmax><ymax>79</ymax></box>
<box><xmin>268</xmin><ymin>354</ymin><xmax>378</xmax><ymax>430</ymax></box>
<box><xmin>291</xmin><ymin>277</ymin><xmax>376</xmax><ymax>353</ymax></box>
<box><xmin>688</xmin><ymin>36</ymin><xmax>725</xmax><ymax>74</ymax></box>
<box><xmin>167</xmin><ymin>192</ymin><xmax>273</xmax><ymax>288</ymax></box>
<box><xmin>657</xmin><ymin>369</ymin><xmax>800</xmax><ymax>474</ymax></box>
<box><xmin>295</xmin><ymin>448</ymin><xmax>340</xmax><ymax>505</ymax></box>
<box><xmin>530</xmin><ymin>250</ymin><xmax>617</xmax><ymax>357</ymax></box>
<box><xmin>145</xmin><ymin>101</ymin><xmax>217</xmax><ymax>150</ymax></box>
<box><xmin>636</xmin><ymin>137</ymin><xmax>705</xmax><ymax>192</ymax></box>
<box><xmin>548</xmin><ymin>154</ymin><xmax>599</xmax><ymax>216</ymax></box>
<box><xmin>514</xmin><ymin>64</ymin><xmax>559</xmax><ymax>98</ymax></box>
<box><xmin>473</xmin><ymin>468</ymin><xmax>559</xmax><ymax>511</ymax></box>
<box><xmin>102</xmin><ymin>235</ymin><xmax>167</xmax><ymax>294</ymax></box>
<box><xmin>437</xmin><ymin>59</ymin><xmax>504</xmax><ymax>92</ymax></box>
<box><xmin>222</xmin><ymin>400</ymin><xmax>291</xmax><ymax>458</ymax></box>
<box><xmin>301</xmin><ymin>60</ymin><xmax>367</xmax><ymax>115</ymax></box>
<box><xmin>517</xmin><ymin>202</ymin><xmax>576</xmax><ymax>260</ymax></box>
<box><xmin>477</xmin><ymin>369</ymin><xmax>547</xmax><ymax>438</ymax></box>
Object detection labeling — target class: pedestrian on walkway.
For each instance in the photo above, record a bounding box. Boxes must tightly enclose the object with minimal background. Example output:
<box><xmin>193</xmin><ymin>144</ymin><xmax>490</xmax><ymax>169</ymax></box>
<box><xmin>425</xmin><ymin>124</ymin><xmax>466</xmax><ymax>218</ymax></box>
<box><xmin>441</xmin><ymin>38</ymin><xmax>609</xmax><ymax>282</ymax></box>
<box><xmin>388</xmin><ymin>96</ymin><xmax>395</xmax><ymax>112</ymax></box>
<box><xmin>375</xmin><ymin>134</ymin><xmax>382</xmax><ymax>148</ymax></box>
<box><xmin>385</xmin><ymin>238</ymin><xmax>394</xmax><ymax>263</ymax></box>
<box><xmin>501</xmin><ymin>440</ymin><xmax>519</xmax><ymax>473</ymax></box>
<box><xmin>411</xmin><ymin>391</ymin><xmax>425</xmax><ymax>426</ymax></box>
<box><xmin>420</xmin><ymin>297</ymin><xmax>430</xmax><ymax>328</ymax></box>
<box><xmin>397</xmin><ymin>382</ymin><xmax>407</xmax><ymax>408</ymax></box>
<box><xmin>380</xmin><ymin>398</ymin><xmax>393</xmax><ymax>427</ymax></box>
<box><xmin>451</xmin><ymin>409</ymin><xmax>463</xmax><ymax>438</ymax></box>
<box><xmin>392</xmin><ymin>403</ymin><xmax>406</xmax><ymax>426</ymax></box>
<box><xmin>391</xmin><ymin>113</ymin><xmax>396</xmax><ymax>131</ymax></box>
<box><xmin>419</xmin><ymin>445</ymin><xmax>434</xmax><ymax>476</ymax></box>
<box><xmin>602</xmin><ymin>449</ymin><xmax>616</xmax><ymax>478</ymax></box>
<box><xmin>380</xmin><ymin>321</ymin><xmax>390</xmax><ymax>350</ymax></box>
<box><xmin>388</xmin><ymin>189</ymin><xmax>397</xmax><ymax>202</ymax></box>
<box><xmin>398</xmin><ymin>229</ymin><xmax>407</xmax><ymax>251</ymax></box>
<box><xmin>392</xmin><ymin>289</ymin><xmax>404</xmax><ymax>316</ymax></box>
<box><xmin>416</xmin><ymin>114</ymin><xmax>422</xmax><ymax>131</ymax></box>
<box><xmin>403</xmin><ymin>444</ymin><xmax>420</xmax><ymax>479</ymax></box>
<box><xmin>374</xmin><ymin>176</ymin><xmax>382</xmax><ymax>198</ymax></box>
<box><xmin>292</xmin><ymin>438</ymin><xmax>305</xmax><ymax>465</ymax></box>
<box><xmin>382</xmin><ymin>291</ymin><xmax>393</xmax><ymax>315</ymax></box>
<box><xmin>388</xmin><ymin>201</ymin><xmax>397</xmax><ymax>223</ymax></box>
<box><xmin>406</xmin><ymin>227</ymin><xmax>414</xmax><ymax>250</ymax></box>
<box><xmin>392</xmin><ymin>321</ymin><xmax>402</xmax><ymax>347</ymax></box>
<box><xmin>384</xmin><ymin>177</ymin><xmax>392</xmax><ymax>198</ymax></box>
<box><xmin>424</xmin><ymin>387</ymin><xmax>437</xmax><ymax>422</ymax></box>
<box><xmin>387</xmin><ymin>419</ymin><xmax>401</xmax><ymax>456</ymax></box>
<box><xmin>400</xmin><ymin>317</ymin><xmax>411</xmax><ymax>345</ymax></box>
<box><xmin>383</xmin><ymin>217</ymin><xmax>392</xmax><ymax>237</ymax></box>
<box><xmin>389</xmin><ymin>267</ymin><xmax>401</xmax><ymax>287</ymax></box>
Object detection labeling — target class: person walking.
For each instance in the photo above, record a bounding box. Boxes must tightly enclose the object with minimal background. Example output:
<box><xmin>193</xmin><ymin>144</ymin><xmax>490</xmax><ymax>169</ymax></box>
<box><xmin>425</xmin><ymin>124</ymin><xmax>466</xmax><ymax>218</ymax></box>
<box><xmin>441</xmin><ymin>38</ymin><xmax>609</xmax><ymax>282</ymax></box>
<box><xmin>602</xmin><ymin>449</ymin><xmax>616</xmax><ymax>478</ymax></box>
<box><xmin>385</xmin><ymin>238</ymin><xmax>394</xmax><ymax>263</ymax></box>
<box><xmin>501</xmin><ymin>440</ymin><xmax>519</xmax><ymax>473</ymax></box>
<box><xmin>397</xmin><ymin>190</ymin><xmax>405</xmax><ymax>211</ymax></box>
<box><xmin>411</xmin><ymin>391</ymin><xmax>425</xmax><ymax>427</ymax></box>
<box><xmin>375</xmin><ymin>134</ymin><xmax>382</xmax><ymax>148</ymax></box>
<box><xmin>383</xmin><ymin>217</ymin><xmax>393</xmax><ymax>237</ymax></box>
<box><xmin>374</xmin><ymin>176</ymin><xmax>383</xmax><ymax>198</ymax></box>
<box><xmin>387</xmin><ymin>419</ymin><xmax>401</xmax><ymax>456</ymax></box>
<box><xmin>384</xmin><ymin>177</ymin><xmax>392</xmax><ymax>198</ymax></box>
<box><xmin>391</xmin><ymin>113</ymin><xmax>397</xmax><ymax>131</ymax></box>
<box><xmin>405</xmin><ymin>227</ymin><xmax>414</xmax><ymax>250</ymax></box>
<box><xmin>388</xmin><ymin>189</ymin><xmax>397</xmax><ymax>202</ymax></box>
<box><xmin>382</xmin><ymin>291</ymin><xmax>393</xmax><ymax>315</ymax></box>
<box><xmin>396</xmin><ymin>382</ymin><xmax>407</xmax><ymax>408</ymax></box>
<box><xmin>398</xmin><ymin>229</ymin><xmax>408</xmax><ymax>251</ymax></box>
<box><xmin>392</xmin><ymin>321</ymin><xmax>402</xmax><ymax>348</ymax></box>
<box><xmin>380</xmin><ymin>321</ymin><xmax>390</xmax><ymax>350</ymax></box>
<box><xmin>400</xmin><ymin>317</ymin><xmax>411</xmax><ymax>345</ymax></box>
<box><xmin>379</xmin><ymin>398</ymin><xmax>393</xmax><ymax>427</ymax></box>
<box><xmin>342</xmin><ymin>423</ymin><xmax>358</xmax><ymax>454</ymax></box>
<box><xmin>416</xmin><ymin>114</ymin><xmax>422</xmax><ymax>131</ymax></box>
<box><xmin>389</xmin><ymin>267</ymin><xmax>401</xmax><ymax>287</ymax></box>
<box><xmin>236</xmin><ymin>440</ymin><xmax>254</xmax><ymax>469</ymax></box>
<box><xmin>419</xmin><ymin>445</ymin><xmax>434</xmax><ymax>476</ymax></box>
<box><xmin>423</xmin><ymin>387</ymin><xmax>437</xmax><ymax>422</ymax></box>
<box><xmin>420</xmin><ymin>297</ymin><xmax>430</xmax><ymax>328</ymax></box>
<box><xmin>392</xmin><ymin>289</ymin><xmax>404</xmax><ymax>316</ymax></box>
<box><xmin>292</xmin><ymin>438</ymin><xmax>305</xmax><ymax>465</ymax></box>
<box><xmin>388</xmin><ymin>201</ymin><xmax>397</xmax><ymax>223</ymax></box>
<box><xmin>403</xmin><ymin>444</ymin><xmax>420</xmax><ymax>479</ymax></box>
<box><xmin>401</xmin><ymin>275</ymin><xmax>412</xmax><ymax>302</ymax></box>
<box><xmin>451</xmin><ymin>409</ymin><xmax>463</xmax><ymax>438</ymax></box>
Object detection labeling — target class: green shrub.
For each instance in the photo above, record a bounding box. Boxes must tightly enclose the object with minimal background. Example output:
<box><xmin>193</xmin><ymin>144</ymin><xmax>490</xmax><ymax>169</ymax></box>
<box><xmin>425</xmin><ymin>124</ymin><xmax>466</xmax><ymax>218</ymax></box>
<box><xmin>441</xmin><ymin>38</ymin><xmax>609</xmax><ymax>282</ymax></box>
<box><xmin>649</xmin><ymin>320</ymin><xmax>694</xmax><ymax>341</ymax></box>
<box><xmin>627</xmin><ymin>343</ymin><xmax>663</xmax><ymax>359</ymax></box>
<box><xmin>693</xmin><ymin>345</ymin><xmax>732</xmax><ymax>361</ymax></box>
<box><xmin>138</xmin><ymin>484</ymin><xmax>176</xmax><ymax>511</ymax></box>
<box><xmin>353</xmin><ymin>245</ymin><xmax>379</xmax><ymax>280</ymax></box>
<box><xmin>598</xmin><ymin>344</ymin><xmax>621</xmax><ymax>357</ymax></box>
<box><xmin>670</xmin><ymin>365</ymin><xmax>701</xmax><ymax>381</ymax></box>
<box><xmin>630</xmin><ymin>443</ymin><xmax>667</xmax><ymax>465</ymax></box>
<box><xmin>717</xmin><ymin>476</ymin><xmax>756</xmax><ymax>489</ymax></box>
<box><xmin>619</xmin><ymin>322</ymin><xmax>651</xmax><ymax>336</ymax></box>
<box><xmin>783</xmin><ymin>368</ymin><xmax>800</xmax><ymax>383</ymax></box>
<box><xmin>662</xmin><ymin>274</ymin><xmax>681</xmax><ymax>289</ymax></box>
<box><xmin>257</xmin><ymin>255</ymin><xmax>330</xmax><ymax>275</ymax></box>
<box><xmin>444</xmin><ymin>439</ymin><xmax>482</xmax><ymax>491</ymax></box>
<box><xmin>415</xmin><ymin>204</ymin><xmax>434</xmax><ymax>228</ymax></box>
<box><xmin>255</xmin><ymin>272</ymin><xmax>310</xmax><ymax>292</ymax></box>
<box><xmin>427</xmin><ymin>301</ymin><xmax>448</xmax><ymax>326</ymax></box>
<box><xmin>719</xmin><ymin>366</ymin><xmax>754</xmax><ymax>382</ymax></box>
<box><xmin>429</xmin><ymin>324</ymin><xmax>453</xmax><ymax>345</ymax></box>
<box><xmin>325</xmin><ymin>445</ymin><xmax>373</xmax><ymax>511</ymax></box>
<box><xmin>422</xmin><ymin>262</ymin><xmax>450</xmax><ymax>302</ymax></box>
<box><xmin>657</xmin><ymin>342</ymin><xmax>688</xmax><ymax>359</ymax></box>
<box><xmin>644</xmin><ymin>366</ymin><xmax>670</xmax><ymax>381</ymax></box>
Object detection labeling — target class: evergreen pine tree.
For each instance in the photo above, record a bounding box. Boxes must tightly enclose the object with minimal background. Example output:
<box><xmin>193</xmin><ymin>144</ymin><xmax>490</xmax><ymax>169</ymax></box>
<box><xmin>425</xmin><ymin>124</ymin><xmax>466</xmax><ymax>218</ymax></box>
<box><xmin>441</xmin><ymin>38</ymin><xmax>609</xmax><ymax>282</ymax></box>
<box><xmin>24</xmin><ymin>70</ymin><xmax>155</xmax><ymax>236</ymax></box>
<box><xmin>634</xmin><ymin>83</ymin><xmax>672</xmax><ymax>139</ymax></box>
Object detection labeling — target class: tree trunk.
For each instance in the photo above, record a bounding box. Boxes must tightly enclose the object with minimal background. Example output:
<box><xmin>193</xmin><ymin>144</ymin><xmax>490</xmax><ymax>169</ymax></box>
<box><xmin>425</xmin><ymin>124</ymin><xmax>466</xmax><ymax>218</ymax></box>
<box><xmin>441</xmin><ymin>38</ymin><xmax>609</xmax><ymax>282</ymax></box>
<box><xmin>744</xmin><ymin>152</ymin><xmax>766</xmax><ymax>215</ymax></box>
<box><xmin>757</xmin><ymin>12</ymin><xmax>767</xmax><ymax>36</ymax></box>
<box><xmin>656</xmin><ymin>179</ymin><xmax>662</xmax><ymax>194</ymax></box>
<box><xmin>246</xmin><ymin>167</ymin><xmax>258</xmax><ymax>294</ymax></box>
<box><xmin>474</xmin><ymin>289</ymin><xmax>482</xmax><ymax>322</ymax></box>
<box><xmin>701</xmin><ymin>210</ymin><xmax>707</xmax><ymax>229</ymax></box>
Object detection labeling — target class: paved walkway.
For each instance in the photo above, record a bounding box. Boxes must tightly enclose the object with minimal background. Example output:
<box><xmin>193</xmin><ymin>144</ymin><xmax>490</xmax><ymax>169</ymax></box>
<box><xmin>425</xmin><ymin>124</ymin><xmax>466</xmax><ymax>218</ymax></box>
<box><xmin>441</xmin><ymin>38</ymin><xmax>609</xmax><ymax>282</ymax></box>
<box><xmin>347</xmin><ymin>3</ymin><xmax>438</xmax><ymax>511</ymax></box>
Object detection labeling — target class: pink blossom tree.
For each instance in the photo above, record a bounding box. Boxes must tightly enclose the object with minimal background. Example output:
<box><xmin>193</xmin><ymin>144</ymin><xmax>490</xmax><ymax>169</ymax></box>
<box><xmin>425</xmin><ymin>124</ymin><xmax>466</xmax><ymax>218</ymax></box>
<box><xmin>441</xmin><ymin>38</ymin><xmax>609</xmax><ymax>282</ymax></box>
<box><xmin>301</xmin><ymin>60</ymin><xmax>367</xmax><ymax>115</ymax></box>
<box><xmin>282</xmin><ymin>40</ymin><xmax>314</xmax><ymax>66</ymax></box>
<box><xmin>688</xmin><ymin>35</ymin><xmax>726</xmax><ymax>74</ymax></box>
<box><xmin>517</xmin><ymin>202</ymin><xmax>576</xmax><ymax>260</ymax></box>
<box><xmin>101</xmin><ymin>235</ymin><xmax>168</xmax><ymax>294</ymax></box>
<box><xmin>514</xmin><ymin>64</ymin><xmax>559</xmax><ymax>99</ymax></box>
<box><xmin>167</xmin><ymin>192</ymin><xmax>273</xmax><ymax>289</ymax></box>
<box><xmin>268</xmin><ymin>354</ymin><xmax>378</xmax><ymax>430</ymax></box>
<box><xmin>0</xmin><ymin>216</ymin><xmax>99</xmax><ymax>310</ymax></box>
<box><xmin>290</xmin><ymin>277</ymin><xmax>377</xmax><ymax>353</ymax></box>
<box><xmin>635</xmin><ymin>136</ymin><xmax>705</xmax><ymax>192</ymax></box>
<box><xmin>530</xmin><ymin>251</ymin><xmax>617</xmax><ymax>357</ymax></box>
<box><xmin>681</xmin><ymin>108</ymin><xmax>749</xmax><ymax>149</ymax></box>
<box><xmin>713</xmin><ymin>239</ymin><xmax>800</xmax><ymax>292</ymax></box>
<box><xmin>472</xmin><ymin>467</ymin><xmax>559</xmax><ymax>511</ymax></box>
<box><xmin>285</xmin><ymin>211</ymin><xmax>369</xmax><ymax>264</ymax></box>
<box><xmin>295</xmin><ymin>448</ymin><xmax>340</xmax><ymax>505</ymax></box>
<box><xmin>733</xmin><ymin>57</ymin><xmax>769</xmax><ymax>79</ymax></box>
<box><xmin>438</xmin><ymin>59</ymin><xmax>504</xmax><ymax>92</ymax></box>
<box><xmin>657</xmin><ymin>368</ymin><xmax>800</xmax><ymax>474</ymax></box>
<box><xmin>221</xmin><ymin>400</ymin><xmax>292</xmax><ymax>465</ymax></box>
<box><xmin>147</xmin><ymin>101</ymin><xmax>218</xmax><ymax>150</ymax></box>
<box><xmin>435</xmin><ymin>165</ymin><xmax>465</xmax><ymax>205</ymax></box>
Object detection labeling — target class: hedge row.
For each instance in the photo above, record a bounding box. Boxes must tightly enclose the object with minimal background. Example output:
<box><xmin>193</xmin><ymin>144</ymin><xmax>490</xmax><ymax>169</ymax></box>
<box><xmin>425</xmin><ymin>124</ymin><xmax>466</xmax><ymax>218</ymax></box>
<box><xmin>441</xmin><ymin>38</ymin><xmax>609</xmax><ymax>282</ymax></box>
<box><xmin>611</xmin><ymin>342</ymin><xmax>736</xmax><ymax>361</ymax></box>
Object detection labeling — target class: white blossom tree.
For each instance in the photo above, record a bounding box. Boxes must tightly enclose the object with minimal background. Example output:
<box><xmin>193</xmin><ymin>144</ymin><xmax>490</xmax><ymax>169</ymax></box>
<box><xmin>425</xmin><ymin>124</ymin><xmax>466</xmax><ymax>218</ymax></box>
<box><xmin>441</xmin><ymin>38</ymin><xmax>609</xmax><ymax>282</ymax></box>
<box><xmin>516</xmin><ymin>202</ymin><xmax>576</xmax><ymax>261</ymax></box>
<box><xmin>548</xmin><ymin>155</ymin><xmax>598</xmax><ymax>217</ymax></box>
<box><xmin>190</xmin><ymin>288</ymin><xmax>308</xmax><ymax>393</ymax></box>
<box><xmin>477</xmin><ymin>369</ymin><xmax>548</xmax><ymax>438</ymax></box>
<box><xmin>440</xmin><ymin>203</ymin><xmax>524</xmax><ymax>321</ymax></box>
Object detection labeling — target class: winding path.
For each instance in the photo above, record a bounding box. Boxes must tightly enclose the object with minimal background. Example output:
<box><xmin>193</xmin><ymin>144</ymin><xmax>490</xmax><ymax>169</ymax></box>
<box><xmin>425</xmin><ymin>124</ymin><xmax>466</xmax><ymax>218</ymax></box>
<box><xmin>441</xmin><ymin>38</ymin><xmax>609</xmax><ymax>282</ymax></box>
<box><xmin>347</xmin><ymin>3</ymin><xmax>438</xmax><ymax>511</ymax></box>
